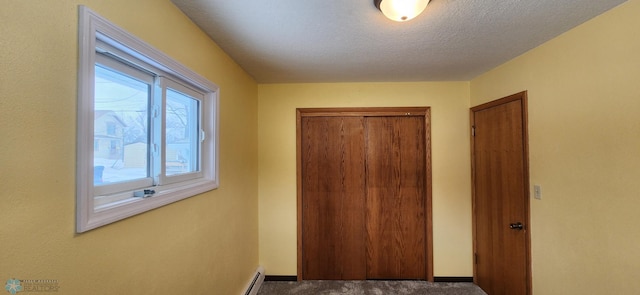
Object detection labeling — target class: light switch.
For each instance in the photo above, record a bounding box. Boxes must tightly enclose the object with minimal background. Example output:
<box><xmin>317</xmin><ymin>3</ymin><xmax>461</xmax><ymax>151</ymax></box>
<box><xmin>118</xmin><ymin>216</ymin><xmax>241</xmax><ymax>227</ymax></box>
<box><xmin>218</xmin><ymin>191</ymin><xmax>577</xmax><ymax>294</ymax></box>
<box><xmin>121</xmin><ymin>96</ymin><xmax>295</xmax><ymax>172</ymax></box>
<box><xmin>533</xmin><ymin>185</ymin><xmax>542</xmax><ymax>200</ymax></box>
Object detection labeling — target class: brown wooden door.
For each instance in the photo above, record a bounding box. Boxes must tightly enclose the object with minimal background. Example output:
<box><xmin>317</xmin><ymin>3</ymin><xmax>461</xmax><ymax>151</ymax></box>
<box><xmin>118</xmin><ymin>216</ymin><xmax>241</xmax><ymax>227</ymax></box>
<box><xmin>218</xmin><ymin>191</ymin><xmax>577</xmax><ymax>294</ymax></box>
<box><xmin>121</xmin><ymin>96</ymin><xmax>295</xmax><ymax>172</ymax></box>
<box><xmin>301</xmin><ymin>116</ymin><xmax>367</xmax><ymax>280</ymax></box>
<box><xmin>365</xmin><ymin>116</ymin><xmax>426</xmax><ymax>279</ymax></box>
<box><xmin>298</xmin><ymin>108</ymin><xmax>432</xmax><ymax>281</ymax></box>
<box><xmin>471</xmin><ymin>92</ymin><xmax>531</xmax><ymax>295</ymax></box>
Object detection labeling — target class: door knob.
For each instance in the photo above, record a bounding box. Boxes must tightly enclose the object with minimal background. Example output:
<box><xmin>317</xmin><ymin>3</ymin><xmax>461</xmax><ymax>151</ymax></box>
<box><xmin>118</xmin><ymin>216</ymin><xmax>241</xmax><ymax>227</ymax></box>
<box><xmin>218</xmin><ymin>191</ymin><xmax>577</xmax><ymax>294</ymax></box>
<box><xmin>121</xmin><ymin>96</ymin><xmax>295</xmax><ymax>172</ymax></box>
<box><xmin>509</xmin><ymin>222</ymin><xmax>524</xmax><ymax>230</ymax></box>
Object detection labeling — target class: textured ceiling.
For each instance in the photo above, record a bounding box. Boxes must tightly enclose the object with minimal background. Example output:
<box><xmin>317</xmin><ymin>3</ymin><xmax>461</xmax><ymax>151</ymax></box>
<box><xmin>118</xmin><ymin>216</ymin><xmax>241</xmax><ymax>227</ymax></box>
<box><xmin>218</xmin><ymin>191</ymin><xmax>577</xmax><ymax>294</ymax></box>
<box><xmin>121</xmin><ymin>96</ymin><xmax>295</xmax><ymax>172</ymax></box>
<box><xmin>171</xmin><ymin>0</ymin><xmax>626</xmax><ymax>83</ymax></box>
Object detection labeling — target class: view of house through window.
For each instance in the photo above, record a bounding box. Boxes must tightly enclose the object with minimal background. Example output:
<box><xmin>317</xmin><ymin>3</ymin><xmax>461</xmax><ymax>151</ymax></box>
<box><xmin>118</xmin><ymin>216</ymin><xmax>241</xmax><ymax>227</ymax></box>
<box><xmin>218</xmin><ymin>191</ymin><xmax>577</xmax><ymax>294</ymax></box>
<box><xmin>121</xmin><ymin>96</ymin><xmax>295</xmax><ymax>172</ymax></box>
<box><xmin>93</xmin><ymin>62</ymin><xmax>205</xmax><ymax>188</ymax></box>
<box><xmin>93</xmin><ymin>63</ymin><xmax>150</xmax><ymax>185</ymax></box>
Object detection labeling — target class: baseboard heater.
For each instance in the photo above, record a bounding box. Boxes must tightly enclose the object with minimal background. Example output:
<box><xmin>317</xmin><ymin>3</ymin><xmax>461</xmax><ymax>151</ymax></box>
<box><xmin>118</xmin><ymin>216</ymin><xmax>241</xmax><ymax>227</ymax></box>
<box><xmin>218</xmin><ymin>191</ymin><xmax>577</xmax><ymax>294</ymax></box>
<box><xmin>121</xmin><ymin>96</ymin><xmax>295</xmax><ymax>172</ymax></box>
<box><xmin>242</xmin><ymin>266</ymin><xmax>265</xmax><ymax>295</ymax></box>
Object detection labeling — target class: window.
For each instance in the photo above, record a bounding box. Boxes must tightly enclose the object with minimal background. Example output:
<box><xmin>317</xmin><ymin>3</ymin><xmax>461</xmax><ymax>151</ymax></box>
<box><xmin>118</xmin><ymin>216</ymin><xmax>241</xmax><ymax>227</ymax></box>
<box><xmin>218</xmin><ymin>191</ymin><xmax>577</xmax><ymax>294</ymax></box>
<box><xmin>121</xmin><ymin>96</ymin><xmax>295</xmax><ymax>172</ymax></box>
<box><xmin>106</xmin><ymin>122</ymin><xmax>117</xmax><ymax>136</ymax></box>
<box><xmin>77</xmin><ymin>6</ymin><xmax>219</xmax><ymax>232</ymax></box>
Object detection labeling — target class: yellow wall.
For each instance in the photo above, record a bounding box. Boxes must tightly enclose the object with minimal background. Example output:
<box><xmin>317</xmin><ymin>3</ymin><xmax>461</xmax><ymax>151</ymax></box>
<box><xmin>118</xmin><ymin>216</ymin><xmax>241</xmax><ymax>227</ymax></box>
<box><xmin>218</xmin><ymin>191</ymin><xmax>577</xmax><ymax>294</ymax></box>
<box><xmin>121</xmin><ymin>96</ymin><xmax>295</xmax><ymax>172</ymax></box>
<box><xmin>4</xmin><ymin>0</ymin><xmax>638</xmax><ymax>293</ymax></box>
<box><xmin>258</xmin><ymin>82</ymin><xmax>473</xmax><ymax>276</ymax></box>
<box><xmin>0</xmin><ymin>1</ymin><xmax>259</xmax><ymax>294</ymax></box>
<box><xmin>470</xmin><ymin>0</ymin><xmax>640</xmax><ymax>294</ymax></box>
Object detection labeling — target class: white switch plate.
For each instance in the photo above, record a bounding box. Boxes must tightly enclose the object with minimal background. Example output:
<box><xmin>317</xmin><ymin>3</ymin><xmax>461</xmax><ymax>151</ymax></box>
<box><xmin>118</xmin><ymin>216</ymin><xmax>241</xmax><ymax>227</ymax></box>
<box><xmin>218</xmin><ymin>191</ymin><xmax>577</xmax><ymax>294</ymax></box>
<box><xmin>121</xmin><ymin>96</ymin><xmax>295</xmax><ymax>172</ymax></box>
<box><xmin>533</xmin><ymin>185</ymin><xmax>542</xmax><ymax>200</ymax></box>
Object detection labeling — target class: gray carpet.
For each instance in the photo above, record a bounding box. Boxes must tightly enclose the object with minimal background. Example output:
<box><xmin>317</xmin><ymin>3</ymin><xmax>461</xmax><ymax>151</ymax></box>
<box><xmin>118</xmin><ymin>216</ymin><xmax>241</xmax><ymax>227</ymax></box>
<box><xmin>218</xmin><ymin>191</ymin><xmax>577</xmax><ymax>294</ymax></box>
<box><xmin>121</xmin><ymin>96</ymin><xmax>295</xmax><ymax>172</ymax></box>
<box><xmin>257</xmin><ymin>280</ymin><xmax>487</xmax><ymax>295</ymax></box>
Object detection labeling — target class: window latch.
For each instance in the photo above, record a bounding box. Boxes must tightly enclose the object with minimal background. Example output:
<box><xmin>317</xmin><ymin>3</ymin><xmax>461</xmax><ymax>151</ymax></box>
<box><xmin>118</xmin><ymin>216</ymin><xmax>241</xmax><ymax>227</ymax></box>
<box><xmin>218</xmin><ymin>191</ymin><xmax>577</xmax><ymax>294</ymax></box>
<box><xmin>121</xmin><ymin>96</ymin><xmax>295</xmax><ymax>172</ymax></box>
<box><xmin>134</xmin><ymin>189</ymin><xmax>156</xmax><ymax>198</ymax></box>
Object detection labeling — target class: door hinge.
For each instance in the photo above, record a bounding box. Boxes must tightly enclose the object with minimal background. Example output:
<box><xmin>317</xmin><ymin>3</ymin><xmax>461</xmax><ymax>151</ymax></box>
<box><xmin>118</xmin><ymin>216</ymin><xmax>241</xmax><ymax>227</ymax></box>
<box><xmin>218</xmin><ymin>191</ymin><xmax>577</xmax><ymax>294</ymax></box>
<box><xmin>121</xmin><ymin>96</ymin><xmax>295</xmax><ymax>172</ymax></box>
<box><xmin>474</xmin><ymin>253</ymin><xmax>478</xmax><ymax>264</ymax></box>
<box><xmin>472</xmin><ymin>126</ymin><xmax>476</xmax><ymax>137</ymax></box>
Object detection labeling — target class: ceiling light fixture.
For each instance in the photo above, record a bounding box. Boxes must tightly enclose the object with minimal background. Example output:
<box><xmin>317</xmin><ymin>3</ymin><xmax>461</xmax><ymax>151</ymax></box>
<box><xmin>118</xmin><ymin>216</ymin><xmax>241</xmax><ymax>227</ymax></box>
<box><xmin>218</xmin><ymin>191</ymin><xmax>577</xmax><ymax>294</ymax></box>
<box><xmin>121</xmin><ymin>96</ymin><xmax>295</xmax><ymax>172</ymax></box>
<box><xmin>374</xmin><ymin>0</ymin><xmax>430</xmax><ymax>22</ymax></box>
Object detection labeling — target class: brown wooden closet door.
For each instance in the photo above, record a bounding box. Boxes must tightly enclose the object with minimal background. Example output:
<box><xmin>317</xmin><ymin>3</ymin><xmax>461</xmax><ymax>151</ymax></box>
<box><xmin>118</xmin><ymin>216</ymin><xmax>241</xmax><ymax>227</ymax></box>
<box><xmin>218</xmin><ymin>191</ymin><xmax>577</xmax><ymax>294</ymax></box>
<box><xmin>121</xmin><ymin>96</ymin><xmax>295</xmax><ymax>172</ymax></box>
<box><xmin>301</xmin><ymin>116</ymin><xmax>367</xmax><ymax>280</ymax></box>
<box><xmin>365</xmin><ymin>116</ymin><xmax>427</xmax><ymax>279</ymax></box>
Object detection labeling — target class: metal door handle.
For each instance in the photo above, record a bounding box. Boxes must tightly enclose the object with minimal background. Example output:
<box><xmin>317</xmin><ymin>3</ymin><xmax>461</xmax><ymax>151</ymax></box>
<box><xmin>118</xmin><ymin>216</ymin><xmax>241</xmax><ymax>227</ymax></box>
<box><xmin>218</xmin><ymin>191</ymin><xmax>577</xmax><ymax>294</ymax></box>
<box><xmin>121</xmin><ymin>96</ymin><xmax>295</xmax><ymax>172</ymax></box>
<box><xmin>509</xmin><ymin>222</ymin><xmax>524</xmax><ymax>230</ymax></box>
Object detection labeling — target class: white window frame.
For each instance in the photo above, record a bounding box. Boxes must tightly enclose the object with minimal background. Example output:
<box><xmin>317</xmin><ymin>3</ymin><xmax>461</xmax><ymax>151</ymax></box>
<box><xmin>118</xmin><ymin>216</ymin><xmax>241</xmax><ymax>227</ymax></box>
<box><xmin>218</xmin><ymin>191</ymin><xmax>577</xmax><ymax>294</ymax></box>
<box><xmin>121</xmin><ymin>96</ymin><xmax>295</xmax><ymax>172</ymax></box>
<box><xmin>92</xmin><ymin>53</ymin><xmax>156</xmax><ymax>197</ymax></box>
<box><xmin>158</xmin><ymin>78</ymin><xmax>205</xmax><ymax>185</ymax></box>
<box><xmin>77</xmin><ymin>6</ymin><xmax>219</xmax><ymax>233</ymax></box>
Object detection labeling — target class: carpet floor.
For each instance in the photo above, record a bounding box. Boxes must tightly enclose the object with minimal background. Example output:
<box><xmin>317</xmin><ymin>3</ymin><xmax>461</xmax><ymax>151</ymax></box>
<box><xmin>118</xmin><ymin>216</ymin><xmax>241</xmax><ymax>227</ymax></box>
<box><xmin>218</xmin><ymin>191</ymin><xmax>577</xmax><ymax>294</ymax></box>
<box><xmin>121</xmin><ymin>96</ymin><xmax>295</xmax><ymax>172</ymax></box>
<box><xmin>257</xmin><ymin>280</ymin><xmax>487</xmax><ymax>295</ymax></box>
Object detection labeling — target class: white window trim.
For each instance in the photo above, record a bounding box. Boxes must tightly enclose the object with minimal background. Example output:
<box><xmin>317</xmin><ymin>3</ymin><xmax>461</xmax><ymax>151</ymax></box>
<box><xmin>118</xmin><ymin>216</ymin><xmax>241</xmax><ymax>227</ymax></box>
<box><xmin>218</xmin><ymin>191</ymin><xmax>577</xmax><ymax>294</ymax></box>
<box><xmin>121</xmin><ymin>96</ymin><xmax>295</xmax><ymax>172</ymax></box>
<box><xmin>77</xmin><ymin>6</ymin><xmax>219</xmax><ymax>233</ymax></box>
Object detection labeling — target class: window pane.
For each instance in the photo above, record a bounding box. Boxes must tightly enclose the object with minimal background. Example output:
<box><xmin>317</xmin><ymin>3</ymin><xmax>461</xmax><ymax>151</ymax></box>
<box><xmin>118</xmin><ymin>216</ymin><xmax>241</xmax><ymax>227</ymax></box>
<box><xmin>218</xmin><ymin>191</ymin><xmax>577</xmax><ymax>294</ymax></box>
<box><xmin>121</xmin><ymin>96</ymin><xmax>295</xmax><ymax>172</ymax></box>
<box><xmin>94</xmin><ymin>64</ymin><xmax>150</xmax><ymax>185</ymax></box>
<box><xmin>166</xmin><ymin>88</ymin><xmax>200</xmax><ymax>176</ymax></box>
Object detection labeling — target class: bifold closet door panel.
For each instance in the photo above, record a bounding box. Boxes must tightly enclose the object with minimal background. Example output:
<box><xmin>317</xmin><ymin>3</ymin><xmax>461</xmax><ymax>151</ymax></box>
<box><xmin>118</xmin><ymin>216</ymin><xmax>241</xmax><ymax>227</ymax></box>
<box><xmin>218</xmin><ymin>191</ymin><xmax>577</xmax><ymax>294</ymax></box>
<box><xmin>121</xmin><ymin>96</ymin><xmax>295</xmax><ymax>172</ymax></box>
<box><xmin>365</xmin><ymin>116</ymin><xmax>427</xmax><ymax>279</ymax></box>
<box><xmin>301</xmin><ymin>116</ymin><xmax>367</xmax><ymax>280</ymax></box>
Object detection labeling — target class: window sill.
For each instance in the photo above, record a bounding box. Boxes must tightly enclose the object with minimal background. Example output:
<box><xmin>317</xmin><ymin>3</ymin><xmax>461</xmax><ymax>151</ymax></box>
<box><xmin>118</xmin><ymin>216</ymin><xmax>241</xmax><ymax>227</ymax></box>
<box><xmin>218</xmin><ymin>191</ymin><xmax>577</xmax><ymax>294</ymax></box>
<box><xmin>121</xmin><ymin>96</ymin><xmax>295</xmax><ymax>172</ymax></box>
<box><xmin>82</xmin><ymin>177</ymin><xmax>218</xmax><ymax>232</ymax></box>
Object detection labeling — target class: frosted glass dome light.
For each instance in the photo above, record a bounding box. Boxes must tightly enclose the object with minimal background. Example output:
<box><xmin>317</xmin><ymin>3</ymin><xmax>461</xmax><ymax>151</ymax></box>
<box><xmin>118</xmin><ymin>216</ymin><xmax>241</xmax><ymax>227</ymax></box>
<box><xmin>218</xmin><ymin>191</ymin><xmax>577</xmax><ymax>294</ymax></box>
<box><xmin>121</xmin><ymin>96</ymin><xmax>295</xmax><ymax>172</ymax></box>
<box><xmin>374</xmin><ymin>0</ymin><xmax>430</xmax><ymax>22</ymax></box>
